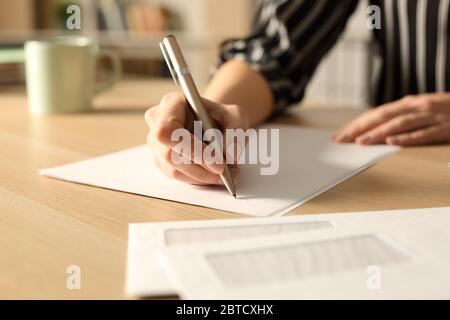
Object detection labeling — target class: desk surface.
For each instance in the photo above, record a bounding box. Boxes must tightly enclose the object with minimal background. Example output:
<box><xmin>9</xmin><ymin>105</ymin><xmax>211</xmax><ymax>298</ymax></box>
<box><xmin>1</xmin><ymin>80</ymin><xmax>449</xmax><ymax>299</ymax></box>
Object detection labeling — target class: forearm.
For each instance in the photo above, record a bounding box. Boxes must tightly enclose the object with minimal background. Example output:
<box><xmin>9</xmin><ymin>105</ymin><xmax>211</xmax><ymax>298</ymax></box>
<box><xmin>203</xmin><ymin>60</ymin><xmax>274</xmax><ymax>127</ymax></box>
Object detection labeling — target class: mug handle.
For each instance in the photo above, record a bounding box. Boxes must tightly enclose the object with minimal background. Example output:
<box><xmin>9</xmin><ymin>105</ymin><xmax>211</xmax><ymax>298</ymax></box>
<box><xmin>94</xmin><ymin>48</ymin><xmax>122</xmax><ymax>95</ymax></box>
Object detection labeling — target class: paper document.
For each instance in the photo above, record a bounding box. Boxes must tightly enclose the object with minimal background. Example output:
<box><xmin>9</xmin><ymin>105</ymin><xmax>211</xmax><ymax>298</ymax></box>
<box><xmin>204</xmin><ymin>234</ymin><xmax>409</xmax><ymax>287</ymax></box>
<box><xmin>125</xmin><ymin>207</ymin><xmax>449</xmax><ymax>298</ymax></box>
<box><xmin>160</xmin><ymin>208</ymin><xmax>450</xmax><ymax>299</ymax></box>
<box><xmin>41</xmin><ymin>125</ymin><xmax>398</xmax><ymax>216</ymax></box>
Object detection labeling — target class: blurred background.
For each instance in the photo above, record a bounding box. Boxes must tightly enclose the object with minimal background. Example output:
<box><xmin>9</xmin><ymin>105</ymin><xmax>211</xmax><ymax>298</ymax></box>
<box><xmin>0</xmin><ymin>0</ymin><xmax>372</xmax><ymax>108</ymax></box>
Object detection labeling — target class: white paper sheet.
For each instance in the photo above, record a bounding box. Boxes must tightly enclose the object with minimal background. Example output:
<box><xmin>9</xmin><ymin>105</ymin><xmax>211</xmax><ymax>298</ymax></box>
<box><xmin>125</xmin><ymin>207</ymin><xmax>449</xmax><ymax>298</ymax></box>
<box><xmin>40</xmin><ymin>125</ymin><xmax>398</xmax><ymax>216</ymax></box>
<box><xmin>160</xmin><ymin>208</ymin><xmax>450</xmax><ymax>299</ymax></box>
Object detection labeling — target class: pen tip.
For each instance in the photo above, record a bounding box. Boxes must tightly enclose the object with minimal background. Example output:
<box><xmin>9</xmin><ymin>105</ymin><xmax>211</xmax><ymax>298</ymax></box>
<box><xmin>233</xmin><ymin>193</ymin><xmax>236</xmax><ymax>199</ymax></box>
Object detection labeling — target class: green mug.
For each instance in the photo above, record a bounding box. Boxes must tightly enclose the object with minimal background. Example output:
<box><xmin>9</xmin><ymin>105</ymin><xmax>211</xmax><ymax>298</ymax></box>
<box><xmin>25</xmin><ymin>37</ymin><xmax>121</xmax><ymax>114</ymax></box>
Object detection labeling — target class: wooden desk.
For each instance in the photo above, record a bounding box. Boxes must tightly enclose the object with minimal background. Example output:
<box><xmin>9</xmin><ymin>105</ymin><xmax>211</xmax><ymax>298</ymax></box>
<box><xmin>1</xmin><ymin>80</ymin><xmax>449</xmax><ymax>299</ymax></box>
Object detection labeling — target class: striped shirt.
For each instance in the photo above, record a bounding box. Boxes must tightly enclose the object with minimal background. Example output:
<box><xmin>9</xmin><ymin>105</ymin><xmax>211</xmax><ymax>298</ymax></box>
<box><xmin>217</xmin><ymin>0</ymin><xmax>450</xmax><ymax>113</ymax></box>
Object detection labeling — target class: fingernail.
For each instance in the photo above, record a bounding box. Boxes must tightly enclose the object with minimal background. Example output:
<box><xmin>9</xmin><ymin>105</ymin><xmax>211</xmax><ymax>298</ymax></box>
<box><xmin>386</xmin><ymin>136</ymin><xmax>398</xmax><ymax>145</ymax></box>
<box><xmin>357</xmin><ymin>134</ymin><xmax>371</xmax><ymax>144</ymax></box>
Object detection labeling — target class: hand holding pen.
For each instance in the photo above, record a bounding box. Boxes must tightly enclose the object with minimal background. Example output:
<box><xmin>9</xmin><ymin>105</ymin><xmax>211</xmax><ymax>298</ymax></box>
<box><xmin>145</xmin><ymin>35</ymin><xmax>248</xmax><ymax>197</ymax></box>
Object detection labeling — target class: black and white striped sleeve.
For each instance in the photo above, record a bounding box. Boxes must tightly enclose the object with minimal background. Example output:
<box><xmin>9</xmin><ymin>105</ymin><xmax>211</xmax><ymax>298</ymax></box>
<box><xmin>216</xmin><ymin>0</ymin><xmax>359</xmax><ymax>114</ymax></box>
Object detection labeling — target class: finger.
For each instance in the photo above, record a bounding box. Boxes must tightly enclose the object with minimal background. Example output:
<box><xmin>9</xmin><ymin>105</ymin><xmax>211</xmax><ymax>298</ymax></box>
<box><xmin>157</xmin><ymin>142</ymin><xmax>240</xmax><ymax>185</ymax></box>
<box><xmin>198</xmin><ymin>97</ymin><xmax>248</xmax><ymax>130</ymax></box>
<box><xmin>153</xmin><ymin>155</ymin><xmax>211</xmax><ymax>185</ymax></box>
<box><xmin>185</xmin><ymin>98</ymin><xmax>249</xmax><ymax>166</ymax></box>
<box><xmin>171</xmin><ymin>131</ymin><xmax>225</xmax><ymax>174</ymax></box>
<box><xmin>150</xmin><ymin>129</ymin><xmax>225</xmax><ymax>175</ymax></box>
<box><xmin>199</xmin><ymin>100</ymin><xmax>248</xmax><ymax>165</ymax></box>
<box><xmin>154</xmin><ymin>147</ymin><xmax>222</xmax><ymax>185</ymax></box>
<box><xmin>150</xmin><ymin>95</ymin><xmax>224</xmax><ymax>174</ymax></box>
<box><xmin>355</xmin><ymin>112</ymin><xmax>436</xmax><ymax>145</ymax></box>
<box><xmin>158</xmin><ymin>145</ymin><xmax>223</xmax><ymax>185</ymax></box>
<box><xmin>164</xmin><ymin>155</ymin><xmax>223</xmax><ymax>185</ymax></box>
<box><xmin>201</xmin><ymin>98</ymin><xmax>227</xmax><ymax>127</ymax></box>
<box><xmin>153</xmin><ymin>92</ymin><xmax>188</xmax><ymax>146</ymax></box>
<box><xmin>333</xmin><ymin>99</ymin><xmax>413</xmax><ymax>142</ymax></box>
<box><xmin>144</xmin><ymin>107</ymin><xmax>155</xmax><ymax>129</ymax></box>
<box><xmin>386</xmin><ymin>123</ymin><xmax>450</xmax><ymax>146</ymax></box>
<box><xmin>186</xmin><ymin>98</ymin><xmax>228</xmax><ymax>164</ymax></box>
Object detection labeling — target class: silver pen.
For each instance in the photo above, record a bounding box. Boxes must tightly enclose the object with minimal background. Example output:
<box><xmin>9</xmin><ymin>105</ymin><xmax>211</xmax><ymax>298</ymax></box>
<box><xmin>159</xmin><ymin>35</ymin><xmax>236</xmax><ymax>198</ymax></box>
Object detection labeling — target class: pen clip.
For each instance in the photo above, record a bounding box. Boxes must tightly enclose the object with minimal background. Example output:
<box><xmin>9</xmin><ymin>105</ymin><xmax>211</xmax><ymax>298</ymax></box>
<box><xmin>159</xmin><ymin>42</ymin><xmax>180</xmax><ymax>87</ymax></box>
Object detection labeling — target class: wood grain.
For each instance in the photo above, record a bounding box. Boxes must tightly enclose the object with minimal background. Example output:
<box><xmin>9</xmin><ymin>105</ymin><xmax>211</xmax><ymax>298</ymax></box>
<box><xmin>0</xmin><ymin>80</ymin><xmax>449</xmax><ymax>299</ymax></box>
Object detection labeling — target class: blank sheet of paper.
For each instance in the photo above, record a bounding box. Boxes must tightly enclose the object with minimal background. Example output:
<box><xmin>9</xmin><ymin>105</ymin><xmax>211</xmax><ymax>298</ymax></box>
<box><xmin>40</xmin><ymin>125</ymin><xmax>398</xmax><ymax>216</ymax></box>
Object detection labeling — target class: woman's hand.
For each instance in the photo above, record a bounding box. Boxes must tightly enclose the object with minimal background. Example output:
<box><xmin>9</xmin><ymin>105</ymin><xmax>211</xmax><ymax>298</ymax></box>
<box><xmin>145</xmin><ymin>92</ymin><xmax>249</xmax><ymax>185</ymax></box>
<box><xmin>333</xmin><ymin>93</ymin><xmax>450</xmax><ymax>146</ymax></box>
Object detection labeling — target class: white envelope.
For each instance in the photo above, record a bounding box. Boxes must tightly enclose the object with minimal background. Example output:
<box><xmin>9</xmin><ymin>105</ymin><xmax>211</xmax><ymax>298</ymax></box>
<box><xmin>160</xmin><ymin>209</ymin><xmax>450</xmax><ymax>299</ymax></box>
<box><xmin>125</xmin><ymin>207</ymin><xmax>449</xmax><ymax>298</ymax></box>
